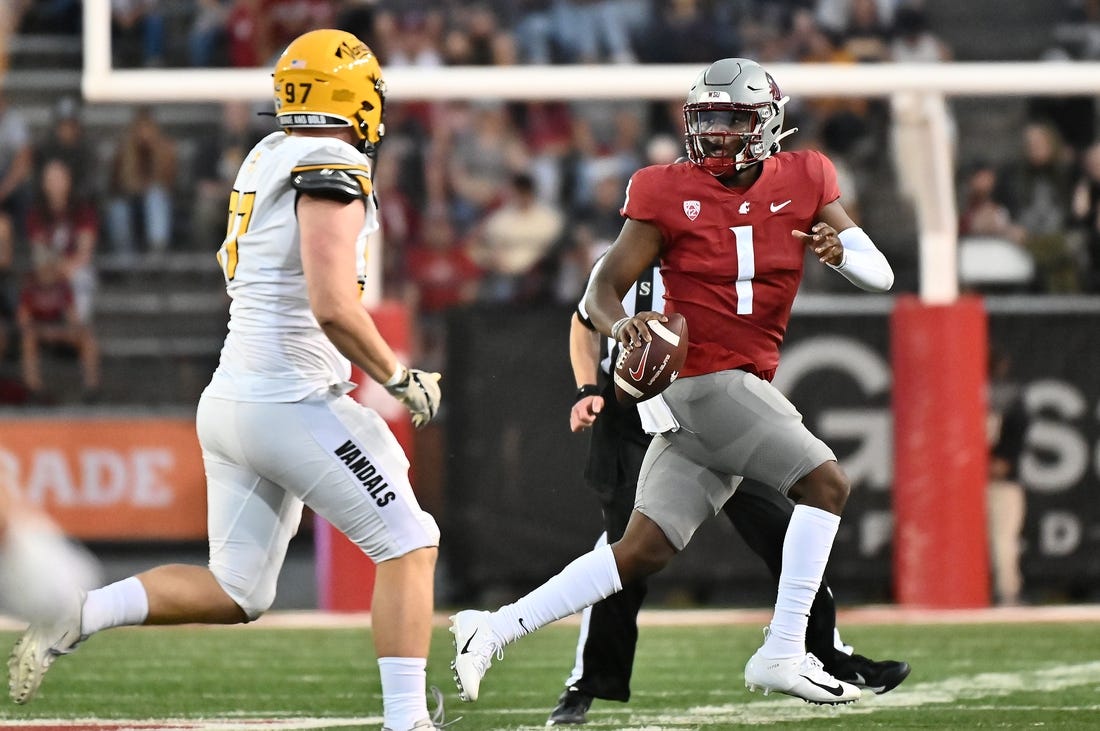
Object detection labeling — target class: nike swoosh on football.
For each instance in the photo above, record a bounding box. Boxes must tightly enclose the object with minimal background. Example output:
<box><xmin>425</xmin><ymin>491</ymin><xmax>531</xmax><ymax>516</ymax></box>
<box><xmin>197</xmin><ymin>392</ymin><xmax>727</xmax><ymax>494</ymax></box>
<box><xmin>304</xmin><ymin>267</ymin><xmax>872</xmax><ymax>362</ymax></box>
<box><xmin>770</xmin><ymin>200</ymin><xmax>792</xmax><ymax>212</ymax></box>
<box><xmin>460</xmin><ymin>628</ymin><xmax>478</xmax><ymax>654</ymax></box>
<box><xmin>800</xmin><ymin>675</ymin><xmax>845</xmax><ymax>696</ymax></box>
<box><xmin>628</xmin><ymin>341</ymin><xmax>652</xmax><ymax>381</ymax></box>
<box><xmin>518</xmin><ymin>618</ymin><xmax>528</xmax><ymax>633</ymax></box>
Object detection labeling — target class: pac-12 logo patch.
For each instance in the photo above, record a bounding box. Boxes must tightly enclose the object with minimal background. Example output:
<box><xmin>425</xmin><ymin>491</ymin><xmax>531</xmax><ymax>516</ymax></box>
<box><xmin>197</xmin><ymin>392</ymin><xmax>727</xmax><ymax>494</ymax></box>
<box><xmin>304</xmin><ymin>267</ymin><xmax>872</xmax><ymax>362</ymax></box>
<box><xmin>683</xmin><ymin>200</ymin><xmax>700</xmax><ymax>221</ymax></box>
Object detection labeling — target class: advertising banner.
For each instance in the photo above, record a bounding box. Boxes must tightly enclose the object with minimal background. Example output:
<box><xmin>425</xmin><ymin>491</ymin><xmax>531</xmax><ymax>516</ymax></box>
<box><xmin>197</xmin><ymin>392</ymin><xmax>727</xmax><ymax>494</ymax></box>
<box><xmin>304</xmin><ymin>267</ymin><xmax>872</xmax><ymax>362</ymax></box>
<box><xmin>0</xmin><ymin>418</ymin><xmax>206</xmax><ymax>540</ymax></box>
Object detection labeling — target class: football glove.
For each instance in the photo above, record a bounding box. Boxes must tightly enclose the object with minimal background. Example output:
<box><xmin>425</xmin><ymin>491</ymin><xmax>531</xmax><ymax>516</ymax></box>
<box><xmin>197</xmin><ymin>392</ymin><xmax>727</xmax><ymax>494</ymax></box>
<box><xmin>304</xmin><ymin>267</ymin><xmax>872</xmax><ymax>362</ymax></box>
<box><xmin>385</xmin><ymin>367</ymin><xmax>442</xmax><ymax>428</ymax></box>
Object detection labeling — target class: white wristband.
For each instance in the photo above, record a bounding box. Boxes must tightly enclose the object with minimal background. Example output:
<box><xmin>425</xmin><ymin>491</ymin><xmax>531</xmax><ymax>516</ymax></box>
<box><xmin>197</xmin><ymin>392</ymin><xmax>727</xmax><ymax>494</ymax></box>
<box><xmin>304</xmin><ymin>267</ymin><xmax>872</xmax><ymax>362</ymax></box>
<box><xmin>383</xmin><ymin>363</ymin><xmax>407</xmax><ymax>388</ymax></box>
<box><xmin>610</xmin><ymin>317</ymin><xmax>631</xmax><ymax>340</ymax></box>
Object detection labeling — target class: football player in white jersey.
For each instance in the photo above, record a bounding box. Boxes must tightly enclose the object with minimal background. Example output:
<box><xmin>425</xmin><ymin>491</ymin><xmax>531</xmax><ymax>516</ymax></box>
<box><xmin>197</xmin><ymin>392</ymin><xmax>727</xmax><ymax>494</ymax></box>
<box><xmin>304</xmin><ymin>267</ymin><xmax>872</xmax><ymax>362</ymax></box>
<box><xmin>8</xmin><ymin>30</ymin><xmax>446</xmax><ymax>731</ymax></box>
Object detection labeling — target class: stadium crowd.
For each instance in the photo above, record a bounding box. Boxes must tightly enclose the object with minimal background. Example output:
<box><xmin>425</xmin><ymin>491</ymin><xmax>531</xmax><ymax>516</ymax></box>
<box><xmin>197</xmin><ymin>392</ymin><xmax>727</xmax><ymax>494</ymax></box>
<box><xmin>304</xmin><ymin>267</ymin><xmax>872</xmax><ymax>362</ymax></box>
<box><xmin>0</xmin><ymin>0</ymin><xmax>1098</xmax><ymax>405</ymax></box>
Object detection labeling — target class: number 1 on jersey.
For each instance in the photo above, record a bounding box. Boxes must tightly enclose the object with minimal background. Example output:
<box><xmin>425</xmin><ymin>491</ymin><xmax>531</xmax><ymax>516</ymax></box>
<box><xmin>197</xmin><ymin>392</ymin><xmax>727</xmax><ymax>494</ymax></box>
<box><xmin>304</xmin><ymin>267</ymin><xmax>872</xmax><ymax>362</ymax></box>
<box><xmin>730</xmin><ymin>225</ymin><xmax>755</xmax><ymax>315</ymax></box>
<box><xmin>217</xmin><ymin>189</ymin><xmax>256</xmax><ymax>281</ymax></box>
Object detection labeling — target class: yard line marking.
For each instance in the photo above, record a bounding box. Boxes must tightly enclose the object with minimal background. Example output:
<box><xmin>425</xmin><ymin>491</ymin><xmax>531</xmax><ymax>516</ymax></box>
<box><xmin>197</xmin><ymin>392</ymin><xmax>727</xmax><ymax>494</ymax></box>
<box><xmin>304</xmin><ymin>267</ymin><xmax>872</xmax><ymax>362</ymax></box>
<box><xmin>663</xmin><ymin>660</ymin><xmax>1100</xmax><ymax>726</ymax></box>
<box><xmin>0</xmin><ymin>718</ymin><xmax>380</xmax><ymax>730</ymax></box>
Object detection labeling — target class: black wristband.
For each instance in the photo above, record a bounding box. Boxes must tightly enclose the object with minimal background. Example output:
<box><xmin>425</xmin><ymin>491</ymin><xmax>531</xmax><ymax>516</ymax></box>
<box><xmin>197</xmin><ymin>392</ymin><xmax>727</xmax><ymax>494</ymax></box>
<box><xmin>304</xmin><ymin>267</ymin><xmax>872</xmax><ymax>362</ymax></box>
<box><xmin>574</xmin><ymin>384</ymin><xmax>600</xmax><ymax>403</ymax></box>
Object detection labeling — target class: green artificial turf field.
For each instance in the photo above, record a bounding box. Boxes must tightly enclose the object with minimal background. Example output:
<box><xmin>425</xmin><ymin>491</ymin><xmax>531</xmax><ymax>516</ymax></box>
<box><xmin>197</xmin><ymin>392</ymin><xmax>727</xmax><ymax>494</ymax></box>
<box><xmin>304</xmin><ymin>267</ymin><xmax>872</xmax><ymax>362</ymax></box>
<box><xmin>1</xmin><ymin>615</ymin><xmax>1098</xmax><ymax>730</ymax></box>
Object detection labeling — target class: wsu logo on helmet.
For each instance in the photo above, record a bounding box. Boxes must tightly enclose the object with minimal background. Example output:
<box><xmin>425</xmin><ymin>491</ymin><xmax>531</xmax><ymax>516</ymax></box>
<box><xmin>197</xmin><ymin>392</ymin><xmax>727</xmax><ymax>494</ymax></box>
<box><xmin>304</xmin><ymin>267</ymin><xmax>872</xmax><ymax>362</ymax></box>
<box><xmin>683</xmin><ymin>200</ymin><xmax>701</xmax><ymax>221</ymax></box>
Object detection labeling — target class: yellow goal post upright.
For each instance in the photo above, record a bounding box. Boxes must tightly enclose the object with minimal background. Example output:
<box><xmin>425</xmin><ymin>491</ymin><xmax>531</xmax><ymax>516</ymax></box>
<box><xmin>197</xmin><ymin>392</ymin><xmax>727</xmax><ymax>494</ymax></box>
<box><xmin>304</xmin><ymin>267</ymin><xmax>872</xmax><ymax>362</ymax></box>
<box><xmin>82</xmin><ymin>0</ymin><xmax>1100</xmax><ymax>608</ymax></box>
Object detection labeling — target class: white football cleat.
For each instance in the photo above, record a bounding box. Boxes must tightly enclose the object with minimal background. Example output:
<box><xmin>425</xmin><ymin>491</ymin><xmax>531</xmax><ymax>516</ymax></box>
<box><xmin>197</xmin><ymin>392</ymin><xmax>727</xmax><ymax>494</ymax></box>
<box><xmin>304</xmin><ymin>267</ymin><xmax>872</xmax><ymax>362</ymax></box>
<box><xmin>449</xmin><ymin>610</ymin><xmax>502</xmax><ymax>703</ymax></box>
<box><xmin>745</xmin><ymin>648</ymin><xmax>861</xmax><ymax>705</ymax></box>
<box><xmin>8</xmin><ymin>591</ymin><xmax>86</xmax><ymax>704</ymax></box>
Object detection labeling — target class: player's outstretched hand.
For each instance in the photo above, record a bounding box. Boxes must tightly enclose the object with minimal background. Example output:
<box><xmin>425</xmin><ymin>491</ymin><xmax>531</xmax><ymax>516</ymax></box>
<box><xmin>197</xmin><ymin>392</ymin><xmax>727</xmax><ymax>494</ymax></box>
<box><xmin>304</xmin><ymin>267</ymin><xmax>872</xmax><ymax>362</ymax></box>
<box><xmin>570</xmin><ymin>395</ymin><xmax>604</xmax><ymax>432</ymax></box>
<box><xmin>794</xmin><ymin>223</ymin><xmax>844</xmax><ymax>267</ymax></box>
<box><xmin>385</xmin><ymin>368</ymin><xmax>442</xmax><ymax>428</ymax></box>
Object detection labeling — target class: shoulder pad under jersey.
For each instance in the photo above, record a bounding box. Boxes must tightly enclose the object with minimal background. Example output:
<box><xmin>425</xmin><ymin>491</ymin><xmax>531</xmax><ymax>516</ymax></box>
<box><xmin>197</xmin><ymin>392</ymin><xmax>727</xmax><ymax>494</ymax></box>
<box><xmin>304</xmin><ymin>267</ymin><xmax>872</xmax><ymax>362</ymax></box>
<box><xmin>290</xmin><ymin>164</ymin><xmax>373</xmax><ymax>204</ymax></box>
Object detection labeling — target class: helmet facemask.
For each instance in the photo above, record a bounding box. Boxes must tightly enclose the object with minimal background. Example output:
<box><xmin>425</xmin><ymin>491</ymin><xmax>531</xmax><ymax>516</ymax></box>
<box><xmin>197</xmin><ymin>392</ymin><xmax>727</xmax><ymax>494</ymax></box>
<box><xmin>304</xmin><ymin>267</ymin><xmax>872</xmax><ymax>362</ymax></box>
<box><xmin>682</xmin><ymin>58</ymin><xmax>796</xmax><ymax>177</ymax></box>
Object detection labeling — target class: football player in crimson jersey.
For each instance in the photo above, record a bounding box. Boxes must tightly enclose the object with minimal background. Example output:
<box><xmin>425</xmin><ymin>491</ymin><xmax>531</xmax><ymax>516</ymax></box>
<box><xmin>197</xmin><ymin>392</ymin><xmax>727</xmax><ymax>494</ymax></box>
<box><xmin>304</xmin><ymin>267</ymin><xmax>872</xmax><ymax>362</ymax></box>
<box><xmin>9</xmin><ymin>30</ymin><xmax>447</xmax><ymax>731</ymax></box>
<box><xmin>544</xmin><ymin>256</ymin><xmax>909</xmax><ymax>725</ymax></box>
<box><xmin>451</xmin><ymin>58</ymin><xmax>893</xmax><ymax>708</ymax></box>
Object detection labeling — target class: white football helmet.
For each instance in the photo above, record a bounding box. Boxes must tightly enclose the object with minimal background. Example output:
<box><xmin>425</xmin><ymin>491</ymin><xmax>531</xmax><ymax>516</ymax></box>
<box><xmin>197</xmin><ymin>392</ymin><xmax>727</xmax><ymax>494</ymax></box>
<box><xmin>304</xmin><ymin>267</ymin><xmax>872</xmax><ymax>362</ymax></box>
<box><xmin>683</xmin><ymin>58</ymin><xmax>796</xmax><ymax>176</ymax></box>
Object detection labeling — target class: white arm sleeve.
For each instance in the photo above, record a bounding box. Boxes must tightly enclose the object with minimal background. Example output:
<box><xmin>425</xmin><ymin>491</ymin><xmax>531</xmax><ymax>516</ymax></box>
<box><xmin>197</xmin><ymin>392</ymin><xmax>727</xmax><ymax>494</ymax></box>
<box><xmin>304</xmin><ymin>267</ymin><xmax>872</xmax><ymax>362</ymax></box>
<box><xmin>828</xmin><ymin>227</ymin><xmax>895</xmax><ymax>292</ymax></box>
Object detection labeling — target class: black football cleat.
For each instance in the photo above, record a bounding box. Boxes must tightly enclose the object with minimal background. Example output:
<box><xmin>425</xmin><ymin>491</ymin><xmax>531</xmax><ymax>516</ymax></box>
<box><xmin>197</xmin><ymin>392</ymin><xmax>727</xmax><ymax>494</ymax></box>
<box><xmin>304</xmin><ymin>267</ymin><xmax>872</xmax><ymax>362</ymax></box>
<box><xmin>547</xmin><ymin>687</ymin><xmax>593</xmax><ymax>725</ymax></box>
<box><xmin>828</xmin><ymin>652</ymin><xmax>912</xmax><ymax>695</ymax></box>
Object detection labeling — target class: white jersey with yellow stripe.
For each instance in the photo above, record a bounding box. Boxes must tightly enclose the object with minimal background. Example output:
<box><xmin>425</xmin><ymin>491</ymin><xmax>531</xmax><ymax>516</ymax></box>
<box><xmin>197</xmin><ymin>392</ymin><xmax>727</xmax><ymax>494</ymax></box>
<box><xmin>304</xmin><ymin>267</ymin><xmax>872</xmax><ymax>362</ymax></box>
<box><xmin>205</xmin><ymin>131</ymin><xmax>378</xmax><ymax>402</ymax></box>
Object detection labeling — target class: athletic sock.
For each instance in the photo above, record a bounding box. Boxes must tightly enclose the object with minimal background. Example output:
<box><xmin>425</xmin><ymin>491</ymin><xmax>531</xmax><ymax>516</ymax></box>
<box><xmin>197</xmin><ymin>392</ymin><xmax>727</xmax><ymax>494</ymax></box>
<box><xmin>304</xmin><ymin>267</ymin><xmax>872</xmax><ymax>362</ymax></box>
<box><xmin>565</xmin><ymin>532</ymin><xmax>608</xmax><ymax>686</ymax></box>
<box><xmin>491</xmin><ymin>544</ymin><xmax>622</xmax><ymax>645</ymax></box>
<box><xmin>378</xmin><ymin>657</ymin><xmax>428</xmax><ymax>731</ymax></box>
<box><xmin>81</xmin><ymin>576</ymin><xmax>149</xmax><ymax>636</ymax></box>
<box><xmin>764</xmin><ymin>504</ymin><xmax>840</xmax><ymax>658</ymax></box>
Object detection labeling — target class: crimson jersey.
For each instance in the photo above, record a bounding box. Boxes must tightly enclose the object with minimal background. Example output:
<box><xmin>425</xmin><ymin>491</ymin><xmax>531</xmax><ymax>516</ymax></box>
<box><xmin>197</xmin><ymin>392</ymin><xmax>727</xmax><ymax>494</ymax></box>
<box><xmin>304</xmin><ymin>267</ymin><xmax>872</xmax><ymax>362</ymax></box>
<box><xmin>622</xmin><ymin>150</ymin><xmax>839</xmax><ymax>380</ymax></box>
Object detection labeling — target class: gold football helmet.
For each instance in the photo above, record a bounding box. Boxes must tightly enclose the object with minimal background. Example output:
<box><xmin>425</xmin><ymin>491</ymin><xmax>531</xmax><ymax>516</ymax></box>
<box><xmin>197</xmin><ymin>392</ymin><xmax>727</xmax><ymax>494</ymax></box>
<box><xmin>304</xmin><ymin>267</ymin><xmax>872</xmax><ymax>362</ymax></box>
<box><xmin>273</xmin><ymin>29</ymin><xmax>386</xmax><ymax>153</ymax></box>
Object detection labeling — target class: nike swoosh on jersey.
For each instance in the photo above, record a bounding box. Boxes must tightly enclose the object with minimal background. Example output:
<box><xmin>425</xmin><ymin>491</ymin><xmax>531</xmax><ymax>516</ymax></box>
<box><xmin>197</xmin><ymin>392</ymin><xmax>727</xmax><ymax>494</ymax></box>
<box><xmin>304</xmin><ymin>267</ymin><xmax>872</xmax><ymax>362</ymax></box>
<box><xmin>770</xmin><ymin>200</ymin><xmax>792</xmax><ymax>212</ymax></box>
<box><xmin>800</xmin><ymin>675</ymin><xmax>845</xmax><ymax>696</ymax></box>
<box><xmin>628</xmin><ymin>341</ymin><xmax>652</xmax><ymax>381</ymax></box>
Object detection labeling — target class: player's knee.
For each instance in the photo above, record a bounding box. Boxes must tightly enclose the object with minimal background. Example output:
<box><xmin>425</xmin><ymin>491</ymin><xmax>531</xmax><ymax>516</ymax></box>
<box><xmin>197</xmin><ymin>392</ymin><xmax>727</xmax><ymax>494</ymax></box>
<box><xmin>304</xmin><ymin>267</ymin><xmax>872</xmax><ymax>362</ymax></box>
<box><xmin>612</xmin><ymin>533</ymin><xmax>675</xmax><ymax>582</ymax></box>
<box><xmin>210</xmin><ymin>568</ymin><xmax>275</xmax><ymax>622</ymax></box>
<box><xmin>791</xmin><ymin>462</ymin><xmax>850</xmax><ymax>514</ymax></box>
<box><xmin>234</xmin><ymin>584</ymin><xmax>276</xmax><ymax>622</ymax></box>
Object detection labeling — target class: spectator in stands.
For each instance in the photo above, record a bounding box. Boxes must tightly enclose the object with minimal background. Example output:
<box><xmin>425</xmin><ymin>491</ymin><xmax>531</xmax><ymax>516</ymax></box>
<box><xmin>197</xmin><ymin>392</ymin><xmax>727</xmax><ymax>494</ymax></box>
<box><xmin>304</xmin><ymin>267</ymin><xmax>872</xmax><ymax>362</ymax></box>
<box><xmin>403</xmin><ymin>211</ymin><xmax>481</xmax><ymax>371</ymax></box>
<box><xmin>571</xmin><ymin>171</ymin><xmax>626</xmax><ymax>267</ymax></box>
<box><xmin>27</xmin><ymin>158</ymin><xmax>99</xmax><ymax>325</ymax></box>
<box><xmin>837</xmin><ymin>0</ymin><xmax>893</xmax><ymax>63</ymax></box>
<box><xmin>16</xmin><ymin>250</ymin><xmax>100</xmax><ymax>403</ymax></box>
<box><xmin>335</xmin><ymin>0</ymin><xmax>378</xmax><ymax>44</ymax></box>
<box><xmin>188</xmin><ymin>0</ymin><xmax>230</xmax><ymax>67</ymax></box>
<box><xmin>1071</xmin><ymin>140</ymin><xmax>1100</xmax><ymax>291</ymax></box>
<box><xmin>34</xmin><ymin>97</ymin><xmax>97</xmax><ymax>205</ymax></box>
<box><xmin>890</xmin><ymin>4</ymin><xmax>951</xmax><ymax>62</ymax></box>
<box><xmin>987</xmin><ymin>345</ymin><xmax>1031</xmax><ymax>606</ymax></box>
<box><xmin>466</xmin><ymin>171</ymin><xmax>564</xmax><ymax>303</ymax></box>
<box><xmin>106</xmin><ymin>107</ymin><xmax>178</xmax><ymax>256</ymax></box>
<box><xmin>634</xmin><ymin>0</ymin><xmax>727</xmax><ymax>64</ymax></box>
<box><xmin>999</xmin><ymin>121</ymin><xmax>1079</xmax><ymax>292</ymax></box>
<box><xmin>192</xmin><ymin>101</ymin><xmax>266</xmax><ymax>250</ymax></box>
<box><xmin>443</xmin><ymin>4</ymin><xmax>517</xmax><ymax>66</ymax></box>
<box><xmin>571</xmin><ymin>107</ymin><xmax>645</xmax><ymax>208</ymax></box>
<box><xmin>0</xmin><ymin>90</ymin><xmax>33</xmax><ymax>243</ymax></box>
<box><xmin>515</xmin><ymin>0</ymin><xmax>640</xmax><ymax>64</ymax></box>
<box><xmin>270</xmin><ymin>0</ymin><xmax>337</xmax><ymax>53</ymax></box>
<box><xmin>443</xmin><ymin>101</ymin><xmax>528</xmax><ymax>232</ymax></box>
<box><xmin>225</xmin><ymin>0</ymin><xmax>275</xmax><ymax>67</ymax></box>
<box><xmin>382</xmin><ymin>11</ymin><xmax>445</xmax><ymax>67</ymax></box>
<box><xmin>815</xmin><ymin>0</ymin><xmax>899</xmax><ymax>38</ymax></box>
<box><xmin>959</xmin><ymin>161</ymin><xmax>1025</xmax><ymax>245</ymax></box>
<box><xmin>111</xmin><ymin>0</ymin><xmax>167</xmax><ymax>67</ymax></box>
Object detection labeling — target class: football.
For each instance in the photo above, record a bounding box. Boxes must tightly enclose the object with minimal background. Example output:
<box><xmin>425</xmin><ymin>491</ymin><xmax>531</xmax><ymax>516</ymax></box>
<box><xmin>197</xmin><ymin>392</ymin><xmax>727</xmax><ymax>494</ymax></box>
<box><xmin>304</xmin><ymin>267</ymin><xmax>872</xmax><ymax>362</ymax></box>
<box><xmin>613</xmin><ymin>313</ymin><xmax>689</xmax><ymax>404</ymax></box>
